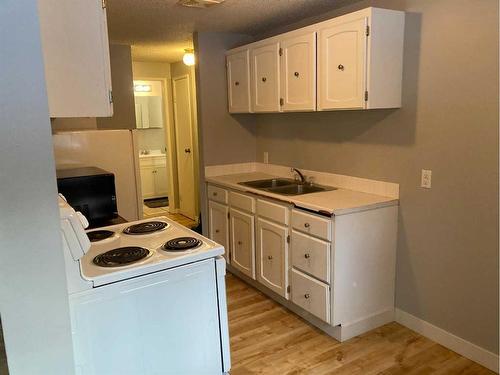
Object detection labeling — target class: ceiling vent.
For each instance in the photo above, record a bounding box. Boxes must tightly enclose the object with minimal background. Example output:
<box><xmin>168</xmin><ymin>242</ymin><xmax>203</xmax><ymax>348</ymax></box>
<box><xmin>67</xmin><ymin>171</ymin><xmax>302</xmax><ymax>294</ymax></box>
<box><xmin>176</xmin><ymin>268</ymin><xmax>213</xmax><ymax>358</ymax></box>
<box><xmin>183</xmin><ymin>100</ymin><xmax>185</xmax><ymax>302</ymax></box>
<box><xmin>177</xmin><ymin>0</ymin><xmax>225</xmax><ymax>8</ymax></box>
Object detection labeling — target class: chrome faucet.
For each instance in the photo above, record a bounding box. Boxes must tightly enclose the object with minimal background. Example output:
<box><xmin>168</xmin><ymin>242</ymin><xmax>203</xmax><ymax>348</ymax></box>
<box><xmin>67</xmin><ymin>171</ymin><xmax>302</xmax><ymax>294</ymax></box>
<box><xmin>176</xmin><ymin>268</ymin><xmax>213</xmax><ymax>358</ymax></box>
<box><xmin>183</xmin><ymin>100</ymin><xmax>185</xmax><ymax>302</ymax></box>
<box><xmin>291</xmin><ymin>168</ymin><xmax>306</xmax><ymax>184</ymax></box>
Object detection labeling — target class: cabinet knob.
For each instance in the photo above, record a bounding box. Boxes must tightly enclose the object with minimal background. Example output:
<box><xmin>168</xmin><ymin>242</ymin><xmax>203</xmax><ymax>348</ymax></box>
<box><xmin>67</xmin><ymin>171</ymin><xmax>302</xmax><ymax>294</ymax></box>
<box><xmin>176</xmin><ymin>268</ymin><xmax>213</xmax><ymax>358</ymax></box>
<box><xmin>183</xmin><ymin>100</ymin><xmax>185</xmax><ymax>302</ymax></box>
<box><xmin>304</xmin><ymin>253</ymin><xmax>310</xmax><ymax>259</ymax></box>
<box><xmin>304</xmin><ymin>293</ymin><xmax>310</xmax><ymax>299</ymax></box>
<box><xmin>234</xmin><ymin>81</ymin><xmax>240</xmax><ymax>86</ymax></box>
<box><xmin>261</xmin><ymin>77</ymin><xmax>267</xmax><ymax>82</ymax></box>
<box><xmin>185</xmin><ymin>148</ymin><xmax>191</xmax><ymax>153</ymax></box>
<box><xmin>215</xmin><ymin>229</ymin><xmax>220</xmax><ymax>233</ymax></box>
<box><xmin>304</xmin><ymin>223</ymin><xmax>310</xmax><ymax>228</ymax></box>
<box><xmin>238</xmin><ymin>241</ymin><xmax>242</xmax><ymax>245</ymax></box>
<box><xmin>338</xmin><ymin>64</ymin><xmax>344</xmax><ymax>71</ymax></box>
<box><xmin>267</xmin><ymin>255</ymin><xmax>273</xmax><ymax>260</ymax></box>
<box><xmin>294</xmin><ymin>71</ymin><xmax>300</xmax><ymax>77</ymax></box>
<box><xmin>213</xmin><ymin>192</ymin><xmax>218</xmax><ymax>196</ymax></box>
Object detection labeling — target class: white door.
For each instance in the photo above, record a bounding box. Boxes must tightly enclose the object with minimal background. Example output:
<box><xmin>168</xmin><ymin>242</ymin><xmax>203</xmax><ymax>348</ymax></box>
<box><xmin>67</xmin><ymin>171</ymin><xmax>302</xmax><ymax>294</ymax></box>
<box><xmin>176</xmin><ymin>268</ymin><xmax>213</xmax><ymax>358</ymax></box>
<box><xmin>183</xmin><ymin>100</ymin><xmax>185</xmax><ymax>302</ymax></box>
<box><xmin>38</xmin><ymin>0</ymin><xmax>112</xmax><ymax>117</ymax></box>
<box><xmin>257</xmin><ymin>218</ymin><xmax>288</xmax><ymax>297</ymax></box>
<box><xmin>70</xmin><ymin>259</ymin><xmax>223</xmax><ymax>374</ymax></box>
<box><xmin>208</xmin><ymin>201</ymin><xmax>230</xmax><ymax>261</ymax></box>
<box><xmin>140</xmin><ymin>166</ymin><xmax>156</xmax><ymax>199</ymax></box>
<box><xmin>154</xmin><ymin>166</ymin><xmax>168</xmax><ymax>197</ymax></box>
<box><xmin>173</xmin><ymin>75</ymin><xmax>196</xmax><ymax>220</ymax></box>
<box><xmin>318</xmin><ymin>17</ymin><xmax>367</xmax><ymax>110</ymax></box>
<box><xmin>251</xmin><ymin>42</ymin><xmax>280</xmax><ymax>112</ymax></box>
<box><xmin>227</xmin><ymin>50</ymin><xmax>251</xmax><ymax>113</ymax></box>
<box><xmin>280</xmin><ymin>32</ymin><xmax>317</xmax><ymax>112</ymax></box>
<box><xmin>230</xmin><ymin>208</ymin><xmax>255</xmax><ymax>279</ymax></box>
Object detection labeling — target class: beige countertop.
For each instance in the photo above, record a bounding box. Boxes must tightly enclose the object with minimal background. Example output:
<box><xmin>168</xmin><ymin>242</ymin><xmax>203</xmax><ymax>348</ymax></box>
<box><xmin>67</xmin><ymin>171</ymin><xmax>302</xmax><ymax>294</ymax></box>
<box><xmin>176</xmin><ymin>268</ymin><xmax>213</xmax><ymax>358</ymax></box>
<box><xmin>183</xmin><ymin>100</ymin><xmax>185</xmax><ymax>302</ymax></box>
<box><xmin>206</xmin><ymin>172</ymin><xmax>399</xmax><ymax>216</ymax></box>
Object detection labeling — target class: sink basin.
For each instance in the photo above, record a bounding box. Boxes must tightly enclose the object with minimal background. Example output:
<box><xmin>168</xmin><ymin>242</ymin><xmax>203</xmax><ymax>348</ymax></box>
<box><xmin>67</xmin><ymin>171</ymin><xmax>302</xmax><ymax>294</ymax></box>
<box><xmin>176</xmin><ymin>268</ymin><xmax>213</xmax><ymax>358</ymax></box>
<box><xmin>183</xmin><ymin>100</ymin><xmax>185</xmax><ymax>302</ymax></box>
<box><xmin>239</xmin><ymin>178</ymin><xmax>336</xmax><ymax>196</ymax></box>
<box><xmin>268</xmin><ymin>184</ymin><xmax>336</xmax><ymax>195</ymax></box>
<box><xmin>238</xmin><ymin>178</ymin><xmax>295</xmax><ymax>189</ymax></box>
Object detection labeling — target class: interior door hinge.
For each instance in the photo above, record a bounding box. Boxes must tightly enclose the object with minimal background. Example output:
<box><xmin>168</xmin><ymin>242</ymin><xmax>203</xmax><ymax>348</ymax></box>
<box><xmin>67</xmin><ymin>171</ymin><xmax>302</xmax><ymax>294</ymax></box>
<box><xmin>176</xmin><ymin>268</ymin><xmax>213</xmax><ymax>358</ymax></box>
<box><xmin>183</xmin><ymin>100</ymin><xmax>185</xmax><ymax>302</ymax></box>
<box><xmin>366</xmin><ymin>25</ymin><xmax>370</xmax><ymax>36</ymax></box>
<box><xmin>280</xmin><ymin>98</ymin><xmax>284</xmax><ymax>106</ymax></box>
<box><xmin>108</xmin><ymin>90</ymin><xmax>113</xmax><ymax>104</ymax></box>
<box><xmin>364</xmin><ymin>91</ymin><xmax>368</xmax><ymax>102</ymax></box>
<box><xmin>102</xmin><ymin>0</ymin><xmax>107</xmax><ymax>9</ymax></box>
<box><xmin>286</xmin><ymin>235</ymin><xmax>290</xmax><ymax>244</ymax></box>
<box><xmin>279</xmin><ymin>48</ymin><xmax>283</xmax><ymax>56</ymax></box>
<box><xmin>227</xmin><ymin>212</ymin><xmax>230</xmax><ymax>219</ymax></box>
<box><xmin>287</xmin><ymin>285</ymin><xmax>291</xmax><ymax>293</ymax></box>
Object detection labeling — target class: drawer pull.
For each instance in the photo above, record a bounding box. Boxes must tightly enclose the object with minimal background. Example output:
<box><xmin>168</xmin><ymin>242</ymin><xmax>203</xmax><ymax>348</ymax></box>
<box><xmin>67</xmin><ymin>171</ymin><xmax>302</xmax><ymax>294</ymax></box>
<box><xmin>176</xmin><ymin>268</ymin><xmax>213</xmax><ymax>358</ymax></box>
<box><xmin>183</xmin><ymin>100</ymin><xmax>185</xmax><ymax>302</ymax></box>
<box><xmin>304</xmin><ymin>293</ymin><xmax>310</xmax><ymax>299</ymax></box>
<box><xmin>237</xmin><ymin>241</ymin><xmax>242</xmax><ymax>245</ymax></box>
<box><xmin>215</xmin><ymin>229</ymin><xmax>220</xmax><ymax>233</ymax></box>
<box><xmin>267</xmin><ymin>255</ymin><xmax>273</xmax><ymax>260</ymax></box>
<box><xmin>304</xmin><ymin>253</ymin><xmax>310</xmax><ymax>259</ymax></box>
<box><xmin>304</xmin><ymin>223</ymin><xmax>310</xmax><ymax>228</ymax></box>
<box><xmin>213</xmin><ymin>192</ymin><xmax>218</xmax><ymax>196</ymax></box>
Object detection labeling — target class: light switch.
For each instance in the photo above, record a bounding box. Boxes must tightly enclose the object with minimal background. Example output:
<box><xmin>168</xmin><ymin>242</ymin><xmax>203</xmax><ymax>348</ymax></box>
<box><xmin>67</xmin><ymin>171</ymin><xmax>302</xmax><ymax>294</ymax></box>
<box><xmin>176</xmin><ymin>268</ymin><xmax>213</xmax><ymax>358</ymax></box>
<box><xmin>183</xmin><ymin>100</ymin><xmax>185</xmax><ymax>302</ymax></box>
<box><xmin>421</xmin><ymin>169</ymin><xmax>432</xmax><ymax>189</ymax></box>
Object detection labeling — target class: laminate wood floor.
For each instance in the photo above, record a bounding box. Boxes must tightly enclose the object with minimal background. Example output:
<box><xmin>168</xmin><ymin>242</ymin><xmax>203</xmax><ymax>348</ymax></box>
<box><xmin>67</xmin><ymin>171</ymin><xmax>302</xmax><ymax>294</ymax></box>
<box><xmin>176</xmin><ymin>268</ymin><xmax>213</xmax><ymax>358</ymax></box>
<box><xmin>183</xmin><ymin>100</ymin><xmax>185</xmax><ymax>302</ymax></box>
<box><xmin>226</xmin><ymin>273</ymin><xmax>494</xmax><ymax>375</ymax></box>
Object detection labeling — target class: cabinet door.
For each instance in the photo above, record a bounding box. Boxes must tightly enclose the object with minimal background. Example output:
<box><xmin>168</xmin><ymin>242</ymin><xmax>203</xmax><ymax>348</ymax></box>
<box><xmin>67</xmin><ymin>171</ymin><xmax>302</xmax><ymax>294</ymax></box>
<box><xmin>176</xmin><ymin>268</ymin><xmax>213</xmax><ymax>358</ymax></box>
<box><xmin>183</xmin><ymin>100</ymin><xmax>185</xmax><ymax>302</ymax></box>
<box><xmin>256</xmin><ymin>218</ymin><xmax>288</xmax><ymax>298</ymax></box>
<box><xmin>280</xmin><ymin>32</ymin><xmax>316</xmax><ymax>112</ymax></box>
<box><xmin>154</xmin><ymin>166</ymin><xmax>168</xmax><ymax>197</ymax></box>
<box><xmin>230</xmin><ymin>208</ymin><xmax>255</xmax><ymax>279</ymax></box>
<box><xmin>318</xmin><ymin>17</ymin><xmax>367</xmax><ymax>110</ymax></box>
<box><xmin>227</xmin><ymin>50</ymin><xmax>251</xmax><ymax>113</ymax></box>
<box><xmin>251</xmin><ymin>42</ymin><xmax>280</xmax><ymax>112</ymax></box>
<box><xmin>208</xmin><ymin>201</ymin><xmax>230</xmax><ymax>262</ymax></box>
<box><xmin>38</xmin><ymin>0</ymin><xmax>113</xmax><ymax>117</ymax></box>
<box><xmin>140</xmin><ymin>166</ymin><xmax>156</xmax><ymax>199</ymax></box>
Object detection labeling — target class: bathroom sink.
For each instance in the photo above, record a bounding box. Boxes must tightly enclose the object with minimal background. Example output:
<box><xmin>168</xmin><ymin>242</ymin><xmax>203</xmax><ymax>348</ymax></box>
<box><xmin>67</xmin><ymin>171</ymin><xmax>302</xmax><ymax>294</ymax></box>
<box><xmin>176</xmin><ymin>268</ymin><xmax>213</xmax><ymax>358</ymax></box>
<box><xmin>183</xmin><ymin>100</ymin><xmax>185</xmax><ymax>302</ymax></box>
<box><xmin>238</xmin><ymin>178</ymin><xmax>296</xmax><ymax>189</ymax></box>
<box><xmin>268</xmin><ymin>184</ymin><xmax>336</xmax><ymax>196</ymax></box>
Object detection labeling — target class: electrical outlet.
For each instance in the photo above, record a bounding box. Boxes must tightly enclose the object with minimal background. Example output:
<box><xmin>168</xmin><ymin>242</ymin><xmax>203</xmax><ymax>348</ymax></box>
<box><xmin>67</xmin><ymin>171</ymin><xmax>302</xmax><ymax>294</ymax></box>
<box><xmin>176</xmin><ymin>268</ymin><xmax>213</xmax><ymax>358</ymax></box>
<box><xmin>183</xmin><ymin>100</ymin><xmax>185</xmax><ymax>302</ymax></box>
<box><xmin>263</xmin><ymin>152</ymin><xmax>269</xmax><ymax>164</ymax></box>
<box><xmin>421</xmin><ymin>169</ymin><xmax>432</xmax><ymax>189</ymax></box>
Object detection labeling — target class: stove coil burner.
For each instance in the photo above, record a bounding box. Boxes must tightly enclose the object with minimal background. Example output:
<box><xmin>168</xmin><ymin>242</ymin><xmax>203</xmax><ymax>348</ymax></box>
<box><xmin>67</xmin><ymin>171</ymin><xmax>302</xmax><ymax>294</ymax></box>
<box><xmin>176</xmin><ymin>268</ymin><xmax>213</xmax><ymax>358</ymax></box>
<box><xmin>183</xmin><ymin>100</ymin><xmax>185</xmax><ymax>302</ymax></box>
<box><xmin>93</xmin><ymin>247</ymin><xmax>150</xmax><ymax>267</ymax></box>
<box><xmin>123</xmin><ymin>221</ymin><xmax>168</xmax><ymax>235</ymax></box>
<box><xmin>87</xmin><ymin>230</ymin><xmax>115</xmax><ymax>242</ymax></box>
<box><xmin>163</xmin><ymin>237</ymin><xmax>201</xmax><ymax>252</ymax></box>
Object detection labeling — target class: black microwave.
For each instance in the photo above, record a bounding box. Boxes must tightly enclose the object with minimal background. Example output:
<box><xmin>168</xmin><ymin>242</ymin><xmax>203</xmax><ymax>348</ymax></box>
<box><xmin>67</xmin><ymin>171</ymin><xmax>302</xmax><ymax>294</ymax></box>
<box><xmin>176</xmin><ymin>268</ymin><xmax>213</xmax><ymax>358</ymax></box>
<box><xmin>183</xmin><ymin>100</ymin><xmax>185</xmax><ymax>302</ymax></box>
<box><xmin>56</xmin><ymin>167</ymin><xmax>118</xmax><ymax>226</ymax></box>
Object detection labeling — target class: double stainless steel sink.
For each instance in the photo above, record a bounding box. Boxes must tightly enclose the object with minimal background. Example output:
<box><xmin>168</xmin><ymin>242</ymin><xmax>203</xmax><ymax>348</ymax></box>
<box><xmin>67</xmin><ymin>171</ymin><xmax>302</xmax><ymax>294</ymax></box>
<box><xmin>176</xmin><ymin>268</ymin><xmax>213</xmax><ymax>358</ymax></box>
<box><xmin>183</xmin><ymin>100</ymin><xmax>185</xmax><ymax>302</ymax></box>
<box><xmin>238</xmin><ymin>178</ymin><xmax>336</xmax><ymax>196</ymax></box>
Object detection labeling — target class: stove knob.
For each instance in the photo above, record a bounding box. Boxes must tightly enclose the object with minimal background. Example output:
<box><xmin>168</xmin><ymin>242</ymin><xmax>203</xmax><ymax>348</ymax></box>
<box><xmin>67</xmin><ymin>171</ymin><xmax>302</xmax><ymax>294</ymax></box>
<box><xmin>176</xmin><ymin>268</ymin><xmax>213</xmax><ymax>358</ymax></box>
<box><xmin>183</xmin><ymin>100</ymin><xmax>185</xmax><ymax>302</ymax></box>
<box><xmin>76</xmin><ymin>211</ymin><xmax>89</xmax><ymax>229</ymax></box>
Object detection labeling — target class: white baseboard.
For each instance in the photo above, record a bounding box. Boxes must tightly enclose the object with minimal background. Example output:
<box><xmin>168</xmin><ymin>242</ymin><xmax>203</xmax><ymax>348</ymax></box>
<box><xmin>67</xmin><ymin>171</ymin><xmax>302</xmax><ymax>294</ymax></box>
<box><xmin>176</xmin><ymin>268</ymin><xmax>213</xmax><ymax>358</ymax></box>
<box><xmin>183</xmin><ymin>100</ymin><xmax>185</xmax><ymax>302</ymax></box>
<box><xmin>395</xmin><ymin>308</ymin><xmax>499</xmax><ymax>373</ymax></box>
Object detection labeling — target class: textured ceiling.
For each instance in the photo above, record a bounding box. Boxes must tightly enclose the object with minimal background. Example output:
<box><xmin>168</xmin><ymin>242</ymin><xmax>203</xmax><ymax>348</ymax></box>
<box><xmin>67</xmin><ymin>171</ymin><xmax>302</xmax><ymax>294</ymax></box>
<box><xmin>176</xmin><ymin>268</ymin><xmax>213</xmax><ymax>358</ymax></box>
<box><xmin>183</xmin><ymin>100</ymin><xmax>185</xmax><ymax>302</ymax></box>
<box><xmin>106</xmin><ymin>0</ymin><xmax>343</xmax><ymax>62</ymax></box>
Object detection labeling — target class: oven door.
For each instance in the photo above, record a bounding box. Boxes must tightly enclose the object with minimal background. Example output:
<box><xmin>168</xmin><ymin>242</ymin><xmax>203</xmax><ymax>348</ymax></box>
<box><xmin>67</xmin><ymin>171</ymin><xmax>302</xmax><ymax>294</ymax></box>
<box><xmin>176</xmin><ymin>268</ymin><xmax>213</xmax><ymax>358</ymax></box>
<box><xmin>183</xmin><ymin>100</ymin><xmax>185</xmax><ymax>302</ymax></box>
<box><xmin>69</xmin><ymin>258</ymin><xmax>224</xmax><ymax>375</ymax></box>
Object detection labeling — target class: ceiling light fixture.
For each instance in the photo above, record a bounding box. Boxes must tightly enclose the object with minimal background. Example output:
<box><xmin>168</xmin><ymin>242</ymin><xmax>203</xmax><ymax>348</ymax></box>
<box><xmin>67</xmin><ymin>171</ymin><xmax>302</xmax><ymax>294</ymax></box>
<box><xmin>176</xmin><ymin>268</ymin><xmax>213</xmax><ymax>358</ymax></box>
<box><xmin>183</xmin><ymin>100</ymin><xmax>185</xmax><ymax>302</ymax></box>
<box><xmin>183</xmin><ymin>49</ymin><xmax>195</xmax><ymax>66</ymax></box>
<box><xmin>177</xmin><ymin>0</ymin><xmax>225</xmax><ymax>9</ymax></box>
<box><xmin>134</xmin><ymin>84</ymin><xmax>152</xmax><ymax>93</ymax></box>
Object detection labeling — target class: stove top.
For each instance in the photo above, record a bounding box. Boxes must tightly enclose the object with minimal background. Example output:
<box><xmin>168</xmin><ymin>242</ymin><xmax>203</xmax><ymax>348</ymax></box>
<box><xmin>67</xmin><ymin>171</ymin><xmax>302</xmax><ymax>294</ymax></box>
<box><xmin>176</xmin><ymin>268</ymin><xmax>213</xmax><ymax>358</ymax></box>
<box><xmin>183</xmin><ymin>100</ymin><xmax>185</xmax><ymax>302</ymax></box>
<box><xmin>83</xmin><ymin>217</ymin><xmax>224</xmax><ymax>287</ymax></box>
<box><xmin>123</xmin><ymin>221</ymin><xmax>168</xmax><ymax>235</ymax></box>
<box><xmin>93</xmin><ymin>247</ymin><xmax>151</xmax><ymax>267</ymax></box>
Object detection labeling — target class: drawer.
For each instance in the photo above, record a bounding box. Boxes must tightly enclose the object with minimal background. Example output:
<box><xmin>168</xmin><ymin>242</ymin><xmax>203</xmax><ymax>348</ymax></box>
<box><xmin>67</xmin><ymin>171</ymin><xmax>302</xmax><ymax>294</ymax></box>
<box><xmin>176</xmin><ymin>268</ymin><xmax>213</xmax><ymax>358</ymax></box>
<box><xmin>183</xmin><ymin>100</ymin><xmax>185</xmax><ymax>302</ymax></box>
<box><xmin>291</xmin><ymin>231</ymin><xmax>330</xmax><ymax>283</ymax></box>
<box><xmin>291</xmin><ymin>268</ymin><xmax>330</xmax><ymax>323</ymax></box>
<box><xmin>292</xmin><ymin>209</ymin><xmax>332</xmax><ymax>241</ymax></box>
<box><xmin>207</xmin><ymin>185</ymin><xmax>228</xmax><ymax>204</ymax></box>
<box><xmin>229</xmin><ymin>191</ymin><xmax>255</xmax><ymax>213</ymax></box>
<box><xmin>257</xmin><ymin>199</ymin><xmax>289</xmax><ymax>225</ymax></box>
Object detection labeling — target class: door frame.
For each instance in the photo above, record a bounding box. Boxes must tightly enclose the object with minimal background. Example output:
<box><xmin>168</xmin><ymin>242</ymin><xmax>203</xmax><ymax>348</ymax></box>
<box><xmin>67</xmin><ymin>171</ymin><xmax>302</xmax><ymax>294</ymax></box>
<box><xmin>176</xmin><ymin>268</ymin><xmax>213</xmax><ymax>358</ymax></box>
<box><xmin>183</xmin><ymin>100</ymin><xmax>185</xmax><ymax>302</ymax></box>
<box><xmin>133</xmin><ymin>76</ymin><xmax>179</xmax><ymax>216</ymax></box>
<box><xmin>172</xmin><ymin>73</ymin><xmax>200</xmax><ymax>221</ymax></box>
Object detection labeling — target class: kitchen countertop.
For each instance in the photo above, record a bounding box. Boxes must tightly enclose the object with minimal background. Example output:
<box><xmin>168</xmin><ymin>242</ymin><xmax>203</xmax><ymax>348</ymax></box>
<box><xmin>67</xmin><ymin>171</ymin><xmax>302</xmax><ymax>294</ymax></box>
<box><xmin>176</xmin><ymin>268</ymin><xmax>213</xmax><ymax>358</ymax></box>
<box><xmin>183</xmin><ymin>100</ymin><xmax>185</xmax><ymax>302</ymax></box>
<box><xmin>206</xmin><ymin>172</ymin><xmax>399</xmax><ymax>216</ymax></box>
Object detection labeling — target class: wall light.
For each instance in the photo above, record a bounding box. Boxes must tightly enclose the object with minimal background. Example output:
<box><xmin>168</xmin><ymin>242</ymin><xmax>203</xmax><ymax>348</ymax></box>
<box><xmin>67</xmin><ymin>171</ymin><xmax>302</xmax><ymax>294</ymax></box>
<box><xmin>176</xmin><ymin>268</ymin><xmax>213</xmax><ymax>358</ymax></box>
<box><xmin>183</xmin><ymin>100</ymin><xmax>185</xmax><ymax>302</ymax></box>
<box><xmin>183</xmin><ymin>49</ymin><xmax>195</xmax><ymax>66</ymax></box>
<box><xmin>134</xmin><ymin>84</ymin><xmax>152</xmax><ymax>93</ymax></box>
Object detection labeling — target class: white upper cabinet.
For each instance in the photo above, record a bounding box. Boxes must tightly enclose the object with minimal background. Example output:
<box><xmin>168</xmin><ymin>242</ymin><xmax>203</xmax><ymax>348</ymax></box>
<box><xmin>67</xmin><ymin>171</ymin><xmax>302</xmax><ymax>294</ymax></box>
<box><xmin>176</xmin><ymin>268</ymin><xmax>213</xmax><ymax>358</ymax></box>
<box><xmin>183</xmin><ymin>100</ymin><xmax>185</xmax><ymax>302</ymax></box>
<box><xmin>226</xmin><ymin>50</ymin><xmax>251</xmax><ymax>113</ymax></box>
<box><xmin>318</xmin><ymin>17</ymin><xmax>367</xmax><ymax>110</ymax></box>
<box><xmin>226</xmin><ymin>7</ymin><xmax>404</xmax><ymax>114</ymax></box>
<box><xmin>280</xmin><ymin>32</ymin><xmax>317</xmax><ymax>112</ymax></box>
<box><xmin>38</xmin><ymin>0</ymin><xmax>113</xmax><ymax>118</ymax></box>
<box><xmin>318</xmin><ymin>8</ymin><xmax>405</xmax><ymax>111</ymax></box>
<box><xmin>250</xmin><ymin>42</ymin><xmax>280</xmax><ymax>113</ymax></box>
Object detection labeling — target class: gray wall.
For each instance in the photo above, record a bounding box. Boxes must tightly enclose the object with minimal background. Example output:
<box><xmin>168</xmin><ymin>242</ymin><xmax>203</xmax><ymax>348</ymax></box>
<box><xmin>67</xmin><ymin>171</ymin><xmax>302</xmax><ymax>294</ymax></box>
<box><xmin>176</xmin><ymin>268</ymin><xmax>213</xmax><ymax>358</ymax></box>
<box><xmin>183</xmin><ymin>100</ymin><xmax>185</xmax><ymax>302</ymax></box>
<box><xmin>0</xmin><ymin>1</ymin><xmax>75</xmax><ymax>373</ymax></box>
<box><xmin>254</xmin><ymin>0</ymin><xmax>499</xmax><ymax>353</ymax></box>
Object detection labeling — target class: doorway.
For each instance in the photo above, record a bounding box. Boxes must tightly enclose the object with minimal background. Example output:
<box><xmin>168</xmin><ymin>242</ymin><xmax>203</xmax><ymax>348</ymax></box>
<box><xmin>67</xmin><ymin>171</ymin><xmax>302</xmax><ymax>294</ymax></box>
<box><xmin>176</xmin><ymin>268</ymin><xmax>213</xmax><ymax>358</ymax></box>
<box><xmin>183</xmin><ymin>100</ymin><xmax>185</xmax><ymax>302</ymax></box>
<box><xmin>132</xmin><ymin>62</ymin><xmax>200</xmax><ymax>228</ymax></box>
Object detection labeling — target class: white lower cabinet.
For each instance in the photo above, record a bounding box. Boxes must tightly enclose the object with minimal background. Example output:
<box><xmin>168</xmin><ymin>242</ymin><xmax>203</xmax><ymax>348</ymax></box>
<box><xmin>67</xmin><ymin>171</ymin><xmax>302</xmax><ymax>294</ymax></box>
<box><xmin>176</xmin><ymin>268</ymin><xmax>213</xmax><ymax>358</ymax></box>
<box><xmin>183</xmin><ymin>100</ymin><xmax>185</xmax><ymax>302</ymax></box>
<box><xmin>140</xmin><ymin>156</ymin><xmax>168</xmax><ymax>199</ymax></box>
<box><xmin>291</xmin><ymin>268</ymin><xmax>330</xmax><ymax>323</ymax></box>
<box><xmin>230</xmin><ymin>208</ymin><xmax>255</xmax><ymax>279</ymax></box>
<box><xmin>208</xmin><ymin>201</ymin><xmax>230</xmax><ymax>261</ymax></box>
<box><xmin>256</xmin><ymin>218</ymin><xmax>288</xmax><ymax>298</ymax></box>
